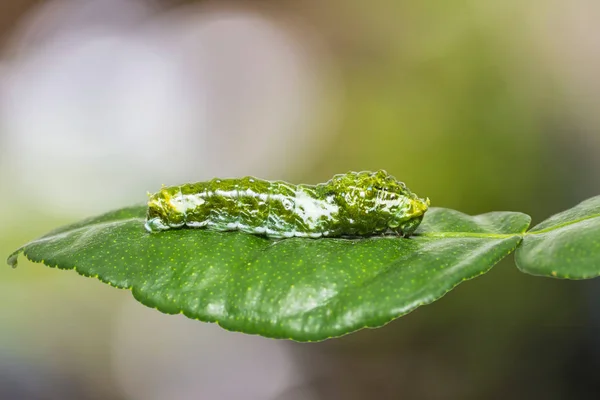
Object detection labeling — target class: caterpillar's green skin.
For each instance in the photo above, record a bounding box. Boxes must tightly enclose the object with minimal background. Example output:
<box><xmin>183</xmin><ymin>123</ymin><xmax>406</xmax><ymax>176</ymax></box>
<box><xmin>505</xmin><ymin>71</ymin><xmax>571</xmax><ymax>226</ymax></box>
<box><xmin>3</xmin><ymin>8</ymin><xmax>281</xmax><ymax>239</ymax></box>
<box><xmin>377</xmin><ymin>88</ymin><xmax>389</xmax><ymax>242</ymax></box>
<box><xmin>145</xmin><ymin>170</ymin><xmax>430</xmax><ymax>239</ymax></box>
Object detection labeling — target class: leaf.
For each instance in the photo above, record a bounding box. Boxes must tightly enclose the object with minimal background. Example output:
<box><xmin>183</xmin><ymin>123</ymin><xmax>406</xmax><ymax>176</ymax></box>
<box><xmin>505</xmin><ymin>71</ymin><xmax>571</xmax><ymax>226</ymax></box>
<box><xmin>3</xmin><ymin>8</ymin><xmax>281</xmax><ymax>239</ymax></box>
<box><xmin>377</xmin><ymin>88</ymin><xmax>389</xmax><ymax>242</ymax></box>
<box><xmin>7</xmin><ymin>207</ymin><xmax>530</xmax><ymax>341</ymax></box>
<box><xmin>515</xmin><ymin>195</ymin><xmax>600</xmax><ymax>279</ymax></box>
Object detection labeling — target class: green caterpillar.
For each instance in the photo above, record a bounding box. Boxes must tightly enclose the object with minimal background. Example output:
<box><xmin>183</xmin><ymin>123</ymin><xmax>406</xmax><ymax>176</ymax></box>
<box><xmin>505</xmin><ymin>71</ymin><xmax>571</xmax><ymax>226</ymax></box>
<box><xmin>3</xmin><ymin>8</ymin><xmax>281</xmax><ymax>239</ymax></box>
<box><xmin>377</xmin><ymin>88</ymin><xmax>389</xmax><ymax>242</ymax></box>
<box><xmin>145</xmin><ymin>170</ymin><xmax>430</xmax><ymax>239</ymax></box>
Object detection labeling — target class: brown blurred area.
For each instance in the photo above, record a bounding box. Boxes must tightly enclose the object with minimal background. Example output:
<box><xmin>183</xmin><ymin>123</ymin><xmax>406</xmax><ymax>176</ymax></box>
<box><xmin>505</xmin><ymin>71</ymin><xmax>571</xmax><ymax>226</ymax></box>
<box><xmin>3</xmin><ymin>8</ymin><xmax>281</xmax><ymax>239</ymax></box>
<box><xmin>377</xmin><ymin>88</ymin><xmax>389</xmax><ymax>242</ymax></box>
<box><xmin>1</xmin><ymin>0</ymin><xmax>599</xmax><ymax>399</ymax></box>
<box><xmin>0</xmin><ymin>0</ymin><xmax>37</xmax><ymax>47</ymax></box>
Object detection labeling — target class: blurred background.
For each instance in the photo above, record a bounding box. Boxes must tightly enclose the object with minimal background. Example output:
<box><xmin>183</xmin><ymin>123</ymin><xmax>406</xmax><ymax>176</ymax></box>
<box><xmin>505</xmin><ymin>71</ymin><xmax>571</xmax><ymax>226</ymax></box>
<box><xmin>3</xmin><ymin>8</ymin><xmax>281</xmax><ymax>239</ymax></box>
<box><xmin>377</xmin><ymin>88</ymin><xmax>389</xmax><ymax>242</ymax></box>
<box><xmin>1</xmin><ymin>0</ymin><xmax>599</xmax><ymax>399</ymax></box>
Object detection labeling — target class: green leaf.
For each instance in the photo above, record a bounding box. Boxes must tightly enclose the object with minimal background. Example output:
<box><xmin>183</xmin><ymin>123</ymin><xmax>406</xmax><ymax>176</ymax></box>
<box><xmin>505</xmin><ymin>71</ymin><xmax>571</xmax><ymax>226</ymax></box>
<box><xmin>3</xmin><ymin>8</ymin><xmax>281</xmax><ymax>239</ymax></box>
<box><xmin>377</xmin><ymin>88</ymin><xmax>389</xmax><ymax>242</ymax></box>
<box><xmin>7</xmin><ymin>207</ymin><xmax>529</xmax><ymax>341</ymax></box>
<box><xmin>515</xmin><ymin>195</ymin><xmax>600</xmax><ymax>279</ymax></box>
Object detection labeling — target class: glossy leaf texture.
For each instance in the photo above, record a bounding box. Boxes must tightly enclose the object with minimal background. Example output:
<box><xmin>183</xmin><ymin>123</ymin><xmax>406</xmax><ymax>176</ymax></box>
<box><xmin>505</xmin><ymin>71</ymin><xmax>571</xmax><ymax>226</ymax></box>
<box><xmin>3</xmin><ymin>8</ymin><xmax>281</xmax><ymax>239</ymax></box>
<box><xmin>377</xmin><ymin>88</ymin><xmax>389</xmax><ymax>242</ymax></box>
<box><xmin>7</xmin><ymin>206</ymin><xmax>529</xmax><ymax>341</ymax></box>
<box><xmin>516</xmin><ymin>195</ymin><xmax>600</xmax><ymax>279</ymax></box>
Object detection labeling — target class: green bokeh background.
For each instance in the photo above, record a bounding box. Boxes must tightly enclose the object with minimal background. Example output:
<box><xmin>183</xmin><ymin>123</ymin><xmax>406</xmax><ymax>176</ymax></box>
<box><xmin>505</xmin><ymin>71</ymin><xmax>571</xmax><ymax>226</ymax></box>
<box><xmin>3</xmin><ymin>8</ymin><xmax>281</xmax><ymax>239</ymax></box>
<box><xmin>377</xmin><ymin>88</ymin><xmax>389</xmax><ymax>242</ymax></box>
<box><xmin>1</xmin><ymin>0</ymin><xmax>600</xmax><ymax>398</ymax></box>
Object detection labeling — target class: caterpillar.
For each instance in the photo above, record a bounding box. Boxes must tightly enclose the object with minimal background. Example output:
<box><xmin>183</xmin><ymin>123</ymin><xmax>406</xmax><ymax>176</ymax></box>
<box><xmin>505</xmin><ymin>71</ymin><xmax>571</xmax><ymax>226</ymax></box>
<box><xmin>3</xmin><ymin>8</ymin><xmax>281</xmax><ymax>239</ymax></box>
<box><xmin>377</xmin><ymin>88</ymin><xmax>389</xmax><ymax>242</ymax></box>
<box><xmin>145</xmin><ymin>170</ymin><xmax>430</xmax><ymax>239</ymax></box>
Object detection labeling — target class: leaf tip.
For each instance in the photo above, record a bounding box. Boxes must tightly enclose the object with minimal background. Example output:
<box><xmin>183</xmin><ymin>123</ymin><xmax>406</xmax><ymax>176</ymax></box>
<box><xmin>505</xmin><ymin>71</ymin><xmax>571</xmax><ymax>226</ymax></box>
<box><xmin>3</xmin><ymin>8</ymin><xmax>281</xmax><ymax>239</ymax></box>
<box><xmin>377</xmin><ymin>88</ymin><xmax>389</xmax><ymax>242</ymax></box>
<box><xmin>6</xmin><ymin>251</ymin><xmax>20</xmax><ymax>268</ymax></box>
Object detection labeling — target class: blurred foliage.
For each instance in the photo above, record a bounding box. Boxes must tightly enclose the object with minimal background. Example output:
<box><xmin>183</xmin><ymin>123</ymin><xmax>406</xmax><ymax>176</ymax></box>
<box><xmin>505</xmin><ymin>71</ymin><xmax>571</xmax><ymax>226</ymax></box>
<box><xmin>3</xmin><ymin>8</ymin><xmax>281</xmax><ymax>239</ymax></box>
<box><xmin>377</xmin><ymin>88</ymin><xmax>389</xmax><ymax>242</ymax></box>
<box><xmin>304</xmin><ymin>0</ymin><xmax>546</xmax><ymax>218</ymax></box>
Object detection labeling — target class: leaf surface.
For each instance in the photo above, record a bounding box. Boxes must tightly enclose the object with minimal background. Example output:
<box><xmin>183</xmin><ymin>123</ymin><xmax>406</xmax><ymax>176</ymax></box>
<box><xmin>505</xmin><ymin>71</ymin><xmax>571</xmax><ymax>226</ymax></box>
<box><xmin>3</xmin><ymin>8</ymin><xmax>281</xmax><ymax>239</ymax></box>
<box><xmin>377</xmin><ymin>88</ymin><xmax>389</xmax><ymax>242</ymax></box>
<box><xmin>515</xmin><ymin>195</ymin><xmax>600</xmax><ymax>279</ymax></box>
<box><xmin>8</xmin><ymin>207</ymin><xmax>530</xmax><ymax>341</ymax></box>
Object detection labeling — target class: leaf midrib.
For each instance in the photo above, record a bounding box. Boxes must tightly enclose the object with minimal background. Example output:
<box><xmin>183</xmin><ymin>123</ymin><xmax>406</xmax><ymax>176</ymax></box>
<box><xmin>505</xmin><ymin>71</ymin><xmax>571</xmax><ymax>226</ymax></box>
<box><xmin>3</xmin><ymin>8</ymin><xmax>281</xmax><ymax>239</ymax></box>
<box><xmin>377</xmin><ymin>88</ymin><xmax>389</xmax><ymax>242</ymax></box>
<box><xmin>417</xmin><ymin>232</ymin><xmax>518</xmax><ymax>239</ymax></box>
<box><xmin>525</xmin><ymin>213</ymin><xmax>600</xmax><ymax>235</ymax></box>
<box><xmin>420</xmin><ymin>212</ymin><xmax>600</xmax><ymax>239</ymax></box>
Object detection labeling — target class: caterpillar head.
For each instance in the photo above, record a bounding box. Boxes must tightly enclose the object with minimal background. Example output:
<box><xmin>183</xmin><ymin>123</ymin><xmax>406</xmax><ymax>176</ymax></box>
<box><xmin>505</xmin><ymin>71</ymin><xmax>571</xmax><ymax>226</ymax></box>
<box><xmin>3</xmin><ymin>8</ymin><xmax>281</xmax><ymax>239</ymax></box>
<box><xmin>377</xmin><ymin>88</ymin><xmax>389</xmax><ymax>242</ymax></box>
<box><xmin>330</xmin><ymin>170</ymin><xmax>430</xmax><ymax>235</ymax></box>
